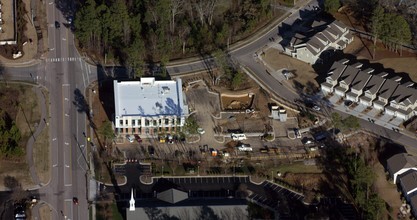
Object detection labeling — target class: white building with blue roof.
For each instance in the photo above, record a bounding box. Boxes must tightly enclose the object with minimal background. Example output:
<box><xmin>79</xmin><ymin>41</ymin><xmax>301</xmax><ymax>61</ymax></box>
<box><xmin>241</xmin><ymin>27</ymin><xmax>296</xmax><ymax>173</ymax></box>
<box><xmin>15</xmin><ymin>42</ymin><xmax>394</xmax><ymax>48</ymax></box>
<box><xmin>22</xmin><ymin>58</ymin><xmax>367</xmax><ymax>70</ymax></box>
<box><xmin>113</xmin><ymin>77</ymin><xmax>189</xmax><ymax>136</ymax></box>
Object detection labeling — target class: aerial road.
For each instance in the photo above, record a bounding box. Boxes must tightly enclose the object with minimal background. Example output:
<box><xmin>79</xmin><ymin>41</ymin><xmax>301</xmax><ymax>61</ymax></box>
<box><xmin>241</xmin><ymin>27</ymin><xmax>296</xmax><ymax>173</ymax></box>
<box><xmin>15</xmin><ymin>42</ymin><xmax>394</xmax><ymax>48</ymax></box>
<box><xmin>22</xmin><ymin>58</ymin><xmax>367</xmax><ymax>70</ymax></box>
<box><xmin>0</xmin><ymin>0</ymin><xmax>416</xmax><ymax>219</ymax></box>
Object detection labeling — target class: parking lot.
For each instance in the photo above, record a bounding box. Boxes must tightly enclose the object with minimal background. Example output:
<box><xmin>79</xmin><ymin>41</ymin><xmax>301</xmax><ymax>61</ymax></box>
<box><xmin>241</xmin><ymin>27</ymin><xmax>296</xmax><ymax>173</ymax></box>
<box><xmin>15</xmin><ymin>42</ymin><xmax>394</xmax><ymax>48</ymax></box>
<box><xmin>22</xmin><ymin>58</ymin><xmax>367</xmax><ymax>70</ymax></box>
<box><xmin>154</xmin><ymin>176</ymin><xmax>249</xmax><ymax>187</ymax></box>
<box><xmin>185</xmin><ymin>81</ymin><xmax>221</xmax><ymax>148</ymax></box>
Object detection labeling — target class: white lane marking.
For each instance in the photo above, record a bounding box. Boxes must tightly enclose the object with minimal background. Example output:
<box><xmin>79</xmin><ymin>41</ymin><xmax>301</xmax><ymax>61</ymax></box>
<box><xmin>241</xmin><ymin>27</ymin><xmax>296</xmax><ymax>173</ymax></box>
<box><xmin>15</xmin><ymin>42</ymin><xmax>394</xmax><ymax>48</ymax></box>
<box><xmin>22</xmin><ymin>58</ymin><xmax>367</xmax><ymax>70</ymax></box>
<box><xmin>81</xmin><ymin>64</ymin><xmax>86</xmax><ymax>88</ymax></box>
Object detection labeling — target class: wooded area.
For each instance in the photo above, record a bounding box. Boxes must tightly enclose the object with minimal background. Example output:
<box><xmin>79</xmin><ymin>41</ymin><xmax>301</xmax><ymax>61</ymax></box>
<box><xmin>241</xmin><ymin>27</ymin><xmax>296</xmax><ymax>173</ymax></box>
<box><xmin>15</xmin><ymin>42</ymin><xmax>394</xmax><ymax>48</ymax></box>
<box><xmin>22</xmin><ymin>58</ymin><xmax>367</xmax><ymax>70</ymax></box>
<box><xmin>340</xmin><ymin>0</ymin><xmax>414</xmax><ymax>54</ymax></box>
<box><xmin>74</xmin><ymin>0</ymin><xmax>273</xmax><ymax>76</ymax></box>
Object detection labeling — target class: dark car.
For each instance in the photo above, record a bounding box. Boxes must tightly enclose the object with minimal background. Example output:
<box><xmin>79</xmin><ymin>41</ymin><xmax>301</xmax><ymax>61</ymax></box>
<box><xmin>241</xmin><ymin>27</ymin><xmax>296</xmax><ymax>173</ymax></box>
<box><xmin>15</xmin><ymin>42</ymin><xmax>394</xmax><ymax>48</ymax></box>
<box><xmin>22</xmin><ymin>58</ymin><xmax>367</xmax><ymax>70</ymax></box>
<box><xmin>344</xmin><ymin>100</ymin><xmax>353</xmax><ymax>107</ymax></box>
<box><xmin>55</xmin><ymin>21</ymin><xmax>60</xmax><ymax>28</ymax></box>
<box><xmin>148</xmin><ymin>146</ymin><xmax>155</xmax><ymax>156</ymax></box>
<box><xmin>134</xmin><ymin>134</ymin><xmax>142</xmax><ymax>143</ymax></box>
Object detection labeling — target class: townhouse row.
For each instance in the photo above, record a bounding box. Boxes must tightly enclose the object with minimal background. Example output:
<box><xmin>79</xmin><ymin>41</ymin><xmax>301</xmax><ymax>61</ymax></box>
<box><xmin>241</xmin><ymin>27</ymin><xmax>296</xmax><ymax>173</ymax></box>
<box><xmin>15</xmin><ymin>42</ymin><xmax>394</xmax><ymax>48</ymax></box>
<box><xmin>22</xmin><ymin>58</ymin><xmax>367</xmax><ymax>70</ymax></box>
<box><xmin>321</xmin><ymin>59</ymin><xmax>417</xmax><ymax>120</ymax></box>
<box><xmin>387</xmin><ymin>153</ymin><xmax>417</xmax><ymax>217</ymax></box>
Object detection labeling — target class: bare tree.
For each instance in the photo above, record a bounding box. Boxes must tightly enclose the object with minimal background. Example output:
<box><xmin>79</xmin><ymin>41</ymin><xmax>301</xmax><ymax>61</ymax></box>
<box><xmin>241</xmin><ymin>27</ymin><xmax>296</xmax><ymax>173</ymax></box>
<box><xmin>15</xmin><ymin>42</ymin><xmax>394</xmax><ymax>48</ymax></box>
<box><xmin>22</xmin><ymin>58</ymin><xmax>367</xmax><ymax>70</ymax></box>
<box><xmin>170</xmin><ymin>0</ymin><xmax>184</xmax><ymax>33</ymax></box>
<box><xmin>207</xmin><ymin>0</ymin><xmax>218</xmax><ymax>26</ymax></box>
<box><xmin>178</xmin><ymin>24</ymin><xmax>190</xmax><ymax>54</ymax></box>
<box><xmin>193</xmin><ymin>0</ymin><xmax>206</xmax><ymax>25</ymax></box>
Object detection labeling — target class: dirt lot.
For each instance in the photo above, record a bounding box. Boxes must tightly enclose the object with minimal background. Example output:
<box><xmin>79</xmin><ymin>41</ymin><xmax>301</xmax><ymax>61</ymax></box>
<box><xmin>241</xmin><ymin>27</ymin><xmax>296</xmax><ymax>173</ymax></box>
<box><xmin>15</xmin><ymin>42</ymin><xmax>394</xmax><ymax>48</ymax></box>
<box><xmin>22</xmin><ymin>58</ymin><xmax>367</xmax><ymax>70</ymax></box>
<box><xmin>263</xmin><ymin>48</ymin><xmax>319</xmax><ymax>92</ymax></box>
<box><xmin>334</xmin><ymin>9</ymin><xmax>417</xmax><ymax>83</ymax></box>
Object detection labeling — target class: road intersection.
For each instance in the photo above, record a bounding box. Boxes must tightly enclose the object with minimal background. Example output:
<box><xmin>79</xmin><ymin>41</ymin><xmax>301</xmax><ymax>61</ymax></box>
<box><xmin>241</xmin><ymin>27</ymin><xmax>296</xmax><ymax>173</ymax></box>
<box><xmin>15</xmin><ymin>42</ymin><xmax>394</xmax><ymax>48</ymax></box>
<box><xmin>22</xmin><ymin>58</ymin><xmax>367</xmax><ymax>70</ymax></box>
<box><xmin>1</xmin><ymin>0</ymin><xmax>417</xmax><ymax>219</ymax></box>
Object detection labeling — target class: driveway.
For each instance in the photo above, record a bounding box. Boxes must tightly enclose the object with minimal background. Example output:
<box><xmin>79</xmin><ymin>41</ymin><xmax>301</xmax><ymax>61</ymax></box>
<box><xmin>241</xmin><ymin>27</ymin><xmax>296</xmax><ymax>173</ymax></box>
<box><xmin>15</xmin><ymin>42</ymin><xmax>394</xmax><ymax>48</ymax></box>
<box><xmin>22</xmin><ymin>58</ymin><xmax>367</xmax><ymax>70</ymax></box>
<box><xmin>185</xmin><ymin>81</ymin><xmax>221</xmax><ymax>147</ymax></box>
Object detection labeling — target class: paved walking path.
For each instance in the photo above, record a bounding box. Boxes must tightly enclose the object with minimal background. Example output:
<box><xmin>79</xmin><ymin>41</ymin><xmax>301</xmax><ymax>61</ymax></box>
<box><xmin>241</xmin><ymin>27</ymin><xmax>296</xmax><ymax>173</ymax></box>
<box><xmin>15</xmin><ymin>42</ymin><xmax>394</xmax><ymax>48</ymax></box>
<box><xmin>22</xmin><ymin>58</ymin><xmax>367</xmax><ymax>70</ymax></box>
<box><xmin>26</xmin><ymin>85</ymin><xmax>48</xmax><ymax>187</ymax></box>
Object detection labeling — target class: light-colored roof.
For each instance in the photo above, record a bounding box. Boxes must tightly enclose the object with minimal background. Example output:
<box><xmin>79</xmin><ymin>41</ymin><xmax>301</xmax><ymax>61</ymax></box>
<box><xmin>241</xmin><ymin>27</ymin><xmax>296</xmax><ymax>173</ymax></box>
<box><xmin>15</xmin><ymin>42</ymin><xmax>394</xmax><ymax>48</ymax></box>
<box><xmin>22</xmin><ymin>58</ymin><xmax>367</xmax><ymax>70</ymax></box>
<box><xmin>387</xmin><ymin>153</ymin><xmax>417</xmax><ymax>175</ymax></box>
<box><xmin>399</xmin><ymin>171</ymin><xmax>417</xmax><ymax>194</ymax></box>
<box><xmin>113</xmin><ymin>78</ymin><xmax>186</xmax><ymax>117</ymax></box>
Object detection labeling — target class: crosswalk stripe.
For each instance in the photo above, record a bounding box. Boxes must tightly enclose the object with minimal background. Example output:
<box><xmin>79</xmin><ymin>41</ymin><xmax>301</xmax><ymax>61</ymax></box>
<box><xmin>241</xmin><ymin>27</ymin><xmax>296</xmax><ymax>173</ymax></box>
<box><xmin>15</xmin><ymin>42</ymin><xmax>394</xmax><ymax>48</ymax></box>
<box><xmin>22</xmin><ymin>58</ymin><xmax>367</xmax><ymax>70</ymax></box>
<box><xmin>46</xmin><ymin>57</ymin><xmax>83</xmax><ymax>63</ymax></box>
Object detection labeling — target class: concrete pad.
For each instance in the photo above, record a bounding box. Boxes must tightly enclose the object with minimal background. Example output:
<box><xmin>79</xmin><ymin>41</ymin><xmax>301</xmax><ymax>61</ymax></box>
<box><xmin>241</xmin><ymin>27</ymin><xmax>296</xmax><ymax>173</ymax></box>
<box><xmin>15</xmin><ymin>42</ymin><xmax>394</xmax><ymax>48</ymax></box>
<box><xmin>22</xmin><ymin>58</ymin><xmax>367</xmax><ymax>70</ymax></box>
<box><xmin>367</xmin><ymin>108</ymin><xmax>380</xmax><ymax>117</ymax></box>
<box><xmin>379</xmin><ymin>114</ymin><xmax>393</xmax><ymax>123</ymax></box>
<box><xmin>390</xmin><ymin>118</ymin><xmax>403</xmax><ymax>126</ymax></box>
<box><xmin>353</xmin><ymin>104</ymin><xmax>366</xmax><ymax>113</ymax></box>
<box><xmin>329</xmin><ymin>95</ymin><xmax>339</xmax><ymax>104</ymax></box>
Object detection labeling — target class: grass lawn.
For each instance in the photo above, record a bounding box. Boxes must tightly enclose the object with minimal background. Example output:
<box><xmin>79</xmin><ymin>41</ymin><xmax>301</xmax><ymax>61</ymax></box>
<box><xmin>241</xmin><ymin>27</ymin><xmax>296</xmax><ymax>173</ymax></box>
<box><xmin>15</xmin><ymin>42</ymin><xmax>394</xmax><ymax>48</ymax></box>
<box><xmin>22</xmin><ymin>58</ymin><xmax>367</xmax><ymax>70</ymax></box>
<box><xmin>111</xmin><ymin>203</ymin><xmax>123</xmax><ymax>220</ymax></box>
<box><xmin>33</xmin><ymin>118</ymin><xmax>50</xmax><ymax>184</ymax></box>
<box><xmin>35</xmin><ymin>89</ymin><xmax>50</xmax><ymax>184</ymax></box>
<box><xmin>0</xmin><ymin>84</ymin><xmax>41</xmax><ymax>189</ymax></box>
<box><xmin>96</xmin><ymin>202</ymin><xmax>123</xmax><ymax>220</ymax></box>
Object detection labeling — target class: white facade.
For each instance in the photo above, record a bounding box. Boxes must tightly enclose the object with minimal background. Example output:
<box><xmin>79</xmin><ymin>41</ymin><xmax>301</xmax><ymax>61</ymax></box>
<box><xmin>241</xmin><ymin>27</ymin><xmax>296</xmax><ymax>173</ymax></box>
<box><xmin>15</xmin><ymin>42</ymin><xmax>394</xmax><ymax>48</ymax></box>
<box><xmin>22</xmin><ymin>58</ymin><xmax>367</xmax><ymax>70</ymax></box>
<box><xmin>113</xmin><ymin>78</ymin><xmax>189</xmax><ymax>136</ymax></box>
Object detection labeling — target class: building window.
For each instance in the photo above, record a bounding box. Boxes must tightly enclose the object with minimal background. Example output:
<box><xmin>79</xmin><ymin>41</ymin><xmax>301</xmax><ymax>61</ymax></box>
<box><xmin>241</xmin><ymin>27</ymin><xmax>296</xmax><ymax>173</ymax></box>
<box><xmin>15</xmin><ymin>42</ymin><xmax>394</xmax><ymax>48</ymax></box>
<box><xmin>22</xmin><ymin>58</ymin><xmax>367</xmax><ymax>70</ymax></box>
<box><xmin>154</xmin><ymin>128</ymin><xmax>158</xmax><ymax>133</ymax></box>
<box><xmin>172</xmin><ymin>119</ymin><xmax>175</xmax><ymax>125</ymax></box>
<box><xmin>158</xmin><ymin>119</ymin><xmax>162</xmax><ymax>125</ymax></box>
<box><xmin>132</xmin><ymin>128</ymin><xmax>136</xmax><ymax>133</ymax></box>
<box><xmin>145</xmin><ymin>119</ymin><xmax>149</xmax><ymax>126</ymax></box>
<box><xmin>154</xmin><ymin>120</ymin><xmax>157</xmax><ymax>126</ymax></box>
<box><xmin>132</xmin><ymin>120</ymin><xmax>136</xmax><ymax>126</ymax></box>
<box><xmin>125</xmin><ymin>120</ymin><xmax>128</xmax><ymax>125</ymax></box>
<box><xmin>138</xmin><ymin>119</ymin><xmax>141</xmax><ymax>125</ymax></box>
<box><xmin>120</xmin><ymin>120</ymin><xmax>123</xmax><ymax>126</ymax></box>
<box><xmin>145</xmin><ymin>128</ymin><xmax>149</xmax><ymax>134</ymax></box>
<box><xmin>125</xmin><ymin>128</ymin><xmax>128</xmax><ymax>133</ymax></box>
<box><xmin>165</xmin><ymin>118</ymin><xmax>169</xmax><ymax>125</ymax></box>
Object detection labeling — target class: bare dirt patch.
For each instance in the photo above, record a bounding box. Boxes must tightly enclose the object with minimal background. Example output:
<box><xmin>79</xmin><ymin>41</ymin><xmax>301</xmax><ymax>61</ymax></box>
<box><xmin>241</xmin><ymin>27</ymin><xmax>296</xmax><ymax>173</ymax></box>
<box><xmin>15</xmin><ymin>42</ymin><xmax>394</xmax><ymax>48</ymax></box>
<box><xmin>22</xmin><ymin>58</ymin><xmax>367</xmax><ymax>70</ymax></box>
<box><xmin>0</xmin><ymin>161</ymin><xmax>32</xmax><ymax>190</ymax></box>
<box><xmin>263</xmin><ymin>48</ymin><xmax>319</xmax><ymax>91</ymax></box>
<box><xmin>221</xmin><ymin>93</ymin><xmax>254</xmax><ymax>110</ymax></box>
<box><xmin>38</xmin><ymin>204</ymin><xmax>51</xmax><ymax>220</ymax></box>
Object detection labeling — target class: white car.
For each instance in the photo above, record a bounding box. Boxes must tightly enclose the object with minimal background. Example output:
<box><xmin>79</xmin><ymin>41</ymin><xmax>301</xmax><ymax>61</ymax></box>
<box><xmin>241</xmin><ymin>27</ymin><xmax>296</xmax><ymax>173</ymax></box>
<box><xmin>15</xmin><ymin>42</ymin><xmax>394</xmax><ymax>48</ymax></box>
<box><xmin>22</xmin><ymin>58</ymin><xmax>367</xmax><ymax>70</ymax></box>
<box><xmin>312</xmin><ymin>105</ymin><xmax>321</xmax><ymax>111</ymax></box>
<box><xmin>231</xmin><ymin>133</ymin><xmax>247</xmax><ymax>141</ymax></box>
<box><xmin>126</xmin><ymin>135</ymin><xmax>134</xmax><ymax>143</ymax></box>
<box><xmin>237</xmin><ymin>144</ymin><xmax>252</xmax><ymax>152</ymax></box>
<box><xmin>197</xmin><ymin>128</ymin><xmax>205</xmax><ymax>134</ymax></box>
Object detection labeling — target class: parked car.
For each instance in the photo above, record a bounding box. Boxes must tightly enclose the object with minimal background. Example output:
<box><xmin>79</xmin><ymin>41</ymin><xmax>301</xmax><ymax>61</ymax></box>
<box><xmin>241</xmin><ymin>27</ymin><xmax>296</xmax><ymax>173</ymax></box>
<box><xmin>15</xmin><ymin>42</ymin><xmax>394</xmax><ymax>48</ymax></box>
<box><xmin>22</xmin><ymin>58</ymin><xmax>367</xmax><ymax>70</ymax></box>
<box><xmin>126</xmin><ymin>134</ymin><xmax>134</xmax><ymax>143</ymax></box>
<box><xmin>294</xmin><ymin>128</ymin><xmax>302</xmax><ymax>138</ymax></box>
<box><xmin>134</xmin><ymin>134</ymin><xmax>142</xmax><ymax>143</ymax></box>
<box><xmin>344</xmin><ymin>100</ymin><xmax>353</xmax><ymax>107</ymax></box>
<box><xmin>148</xmin><ymin>146</ymin><xmax>155</xmax><ymax>156</ymax></box>
<box><xmin>232</xmin><ymin>133</ymin><xmax>247</xmax><ymax>141</ymax></box>
<box><xmin>167</xmin><ymin>135</ymin><xmax>174</xmax><ymax>144</ymax></box>
<box><xmin>237</xmin><ymin>144</ymin><xmax>252</xmax><ymax>152</ymax></box>
<box><xmin>73</xmin><ymin>197</ymin><xmax>79</xmax><ymax>205</ymax></box>
<box><xmin>197</xmin><ymin>128</ymin><xmax>205</xmax><ymax>134</ymax></box>
<box><xmin>302</xmin><ymin>137</ymin><xmax>314</xmax><ymax>145</ymax></box>
<box><xmin>312</xmin><ymin>105</ymin><xmax>321</xmax><ymax>111</ymax></box>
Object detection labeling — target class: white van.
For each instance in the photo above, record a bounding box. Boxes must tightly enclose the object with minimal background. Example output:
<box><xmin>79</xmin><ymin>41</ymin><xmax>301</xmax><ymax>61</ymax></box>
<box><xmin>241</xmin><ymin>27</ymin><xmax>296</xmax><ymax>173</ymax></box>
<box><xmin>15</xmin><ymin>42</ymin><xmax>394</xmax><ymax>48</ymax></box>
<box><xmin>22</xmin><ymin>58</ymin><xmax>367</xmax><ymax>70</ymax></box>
<box><xmin>231</xmin><ymin>133</ymin><xmax>247</xmax><ymax>141</ymax></box>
